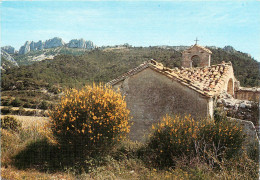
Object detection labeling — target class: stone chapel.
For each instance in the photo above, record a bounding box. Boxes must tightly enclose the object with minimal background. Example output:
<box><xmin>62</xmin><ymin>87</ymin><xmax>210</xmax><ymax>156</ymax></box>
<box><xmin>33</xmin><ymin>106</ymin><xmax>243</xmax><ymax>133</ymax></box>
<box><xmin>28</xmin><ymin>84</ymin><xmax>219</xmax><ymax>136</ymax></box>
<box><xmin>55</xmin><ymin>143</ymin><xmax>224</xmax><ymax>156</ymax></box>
<box><xmin>108</xmin><ymin>43</ymin><xmax>259</xmax><ymax>141</ymax></box>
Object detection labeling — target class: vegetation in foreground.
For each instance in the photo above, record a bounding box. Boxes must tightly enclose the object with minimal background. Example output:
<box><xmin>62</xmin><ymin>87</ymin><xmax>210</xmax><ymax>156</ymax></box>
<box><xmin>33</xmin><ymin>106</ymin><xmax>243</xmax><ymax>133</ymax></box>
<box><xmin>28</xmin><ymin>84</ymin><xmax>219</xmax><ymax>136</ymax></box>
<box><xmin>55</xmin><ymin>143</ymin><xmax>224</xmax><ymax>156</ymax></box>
<box><xmin>48</xmin><ymin>83</ymin><xmax>130</xmax><ymax>159</ymax></box>
<box><xmin>1</xmin><ymin>85</ymin><xmax>259</xmax><ymax>180</ymax></box>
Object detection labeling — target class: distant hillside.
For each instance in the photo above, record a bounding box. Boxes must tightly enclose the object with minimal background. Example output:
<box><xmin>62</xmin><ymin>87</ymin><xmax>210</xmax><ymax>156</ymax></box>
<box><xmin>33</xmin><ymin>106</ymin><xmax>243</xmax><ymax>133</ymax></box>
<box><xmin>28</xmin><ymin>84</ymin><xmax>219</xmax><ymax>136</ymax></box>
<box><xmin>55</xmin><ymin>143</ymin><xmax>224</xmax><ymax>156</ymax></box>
<box><xmin>1</xmin><ymin>48</ymin><xmax>181</xmax><ymax>90</ymax></box>
<box><xmin>12</xmin><ymin>46</ymin><xmax>93</xmax><ymax>65</ymax></box>
<box><xmin>1</xmin><ymin>56</ymin><xmax>18</xmax><ymax>71</ymax></box>
<box><xmin>1</xmin><ymin>47</ymin><xmax>259</xmax><ymax>93</ymax></box>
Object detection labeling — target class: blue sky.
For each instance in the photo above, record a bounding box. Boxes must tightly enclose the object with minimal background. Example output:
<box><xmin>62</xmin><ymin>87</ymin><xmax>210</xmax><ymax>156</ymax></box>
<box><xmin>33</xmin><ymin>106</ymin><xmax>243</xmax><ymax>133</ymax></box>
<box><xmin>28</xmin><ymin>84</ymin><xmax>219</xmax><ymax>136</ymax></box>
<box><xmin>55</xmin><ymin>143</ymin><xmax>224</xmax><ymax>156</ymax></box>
<box><xmin>1</xmin><ymin>1</ymin><xmax>260</xmax><ymax>61</ymax></box>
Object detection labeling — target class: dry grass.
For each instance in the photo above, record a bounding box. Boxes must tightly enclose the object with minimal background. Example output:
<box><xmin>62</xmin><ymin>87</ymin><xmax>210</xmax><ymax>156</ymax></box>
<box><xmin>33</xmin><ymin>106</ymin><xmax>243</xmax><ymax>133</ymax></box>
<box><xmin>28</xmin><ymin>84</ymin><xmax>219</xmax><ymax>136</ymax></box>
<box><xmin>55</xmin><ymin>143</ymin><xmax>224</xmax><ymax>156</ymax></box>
<box><xmin>1</xmin><ymin>115</ymin><xmax>258</xmax><ymax>180</ymax></box>
<box><xmin>1</xmin><ymin>115</ymin><xmax>49</xmax><ymax>128</ymax></box>
<box><xmin>0</xmin><ymin>106</ymin><xmax>40</xmax><ymax>111</ymax></box>
<box><xmin>1</xmin><ymin>167</ymin><xmax>75</xmax><ymax>180</ymax></box>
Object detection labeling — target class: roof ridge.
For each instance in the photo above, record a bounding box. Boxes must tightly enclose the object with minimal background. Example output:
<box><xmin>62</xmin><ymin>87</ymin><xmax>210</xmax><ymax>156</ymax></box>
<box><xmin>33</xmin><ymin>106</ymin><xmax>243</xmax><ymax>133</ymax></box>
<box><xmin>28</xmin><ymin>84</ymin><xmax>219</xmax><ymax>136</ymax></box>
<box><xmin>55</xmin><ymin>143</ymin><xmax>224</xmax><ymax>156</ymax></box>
<box><xmin>107</xmin><ymin>60</ymin><xmax>233</xmax><ymax>97</ymax></box>
<box><xmin>184</xmin><ymin>44</ymin><xmax>212</xmax><ymax>54</ymax></box>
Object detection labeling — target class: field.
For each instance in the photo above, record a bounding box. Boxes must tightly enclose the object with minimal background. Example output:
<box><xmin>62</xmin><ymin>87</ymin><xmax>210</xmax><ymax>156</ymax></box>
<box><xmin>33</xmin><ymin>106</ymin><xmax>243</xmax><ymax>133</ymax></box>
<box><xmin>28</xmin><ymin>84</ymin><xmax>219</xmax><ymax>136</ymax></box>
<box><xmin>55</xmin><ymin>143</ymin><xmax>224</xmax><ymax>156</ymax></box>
<box><xmin>1</xmin><ymin>112</ymin><xmax>259</xmax><ymax>180</ymax></box>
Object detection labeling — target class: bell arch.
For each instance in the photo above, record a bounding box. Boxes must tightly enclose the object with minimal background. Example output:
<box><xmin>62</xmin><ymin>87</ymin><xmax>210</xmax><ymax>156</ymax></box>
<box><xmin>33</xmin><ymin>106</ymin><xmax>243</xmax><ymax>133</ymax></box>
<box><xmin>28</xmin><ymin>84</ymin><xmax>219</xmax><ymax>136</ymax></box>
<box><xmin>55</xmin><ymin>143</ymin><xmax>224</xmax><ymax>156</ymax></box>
<box><xmin>191</xmin><ymin>55</ymin><xmax>200</xmax><ymax>67</ymax></box>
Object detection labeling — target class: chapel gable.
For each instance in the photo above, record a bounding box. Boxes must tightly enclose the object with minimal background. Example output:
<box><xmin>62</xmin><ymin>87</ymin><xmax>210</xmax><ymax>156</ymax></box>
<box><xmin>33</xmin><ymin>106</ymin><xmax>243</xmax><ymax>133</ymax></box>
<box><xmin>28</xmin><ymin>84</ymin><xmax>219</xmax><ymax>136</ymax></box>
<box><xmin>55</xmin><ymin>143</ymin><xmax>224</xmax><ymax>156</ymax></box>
<box><xmin>182</xmin><ymin>44</ymin><xmax>212</xmax><ymax>68</ymax></box>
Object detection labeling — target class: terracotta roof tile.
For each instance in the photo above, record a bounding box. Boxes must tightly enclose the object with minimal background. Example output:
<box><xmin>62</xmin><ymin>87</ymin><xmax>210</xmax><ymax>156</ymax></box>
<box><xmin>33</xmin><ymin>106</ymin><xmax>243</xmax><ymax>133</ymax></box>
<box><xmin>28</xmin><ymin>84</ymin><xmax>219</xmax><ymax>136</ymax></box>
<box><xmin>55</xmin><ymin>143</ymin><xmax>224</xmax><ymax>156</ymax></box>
<box><xmin>107</xmin><ymin>60</ymin><xmax>232</xmax><ymax>97</ymax></box>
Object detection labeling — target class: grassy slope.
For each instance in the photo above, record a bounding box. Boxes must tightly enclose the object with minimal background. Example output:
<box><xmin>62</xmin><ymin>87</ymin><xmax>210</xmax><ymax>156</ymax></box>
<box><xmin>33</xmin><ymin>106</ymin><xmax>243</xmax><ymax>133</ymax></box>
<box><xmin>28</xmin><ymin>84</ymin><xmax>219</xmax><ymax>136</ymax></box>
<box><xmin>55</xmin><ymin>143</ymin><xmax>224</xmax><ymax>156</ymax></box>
<box><xmin>12</xmin><ymin>47</ymin><xmax>90</xmax><ymax>65</ymax></box>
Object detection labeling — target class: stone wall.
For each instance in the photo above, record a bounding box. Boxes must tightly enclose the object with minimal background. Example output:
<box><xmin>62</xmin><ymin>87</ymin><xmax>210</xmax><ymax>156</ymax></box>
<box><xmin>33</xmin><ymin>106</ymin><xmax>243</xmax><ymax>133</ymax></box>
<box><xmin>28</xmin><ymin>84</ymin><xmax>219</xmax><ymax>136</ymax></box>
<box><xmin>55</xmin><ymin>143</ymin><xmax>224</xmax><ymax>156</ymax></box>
<box><xmin>235</xmin><ymin>87</ymin><xmax>260</xmax><ymax>101</ymax></box>
<box><xmin>114</xmin><ymin>68</ymin><xmax>212</xmax><ymax>141</ymax></box>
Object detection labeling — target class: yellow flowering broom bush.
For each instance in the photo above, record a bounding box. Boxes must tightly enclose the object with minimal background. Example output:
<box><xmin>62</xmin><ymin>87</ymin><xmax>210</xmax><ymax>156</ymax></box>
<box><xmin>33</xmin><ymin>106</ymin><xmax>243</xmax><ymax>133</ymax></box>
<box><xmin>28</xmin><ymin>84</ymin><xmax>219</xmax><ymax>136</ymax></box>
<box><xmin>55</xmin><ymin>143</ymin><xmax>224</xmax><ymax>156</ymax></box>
<box><xmin>49</xmin><ymin>83</ymin><xmax>130</xmax><ymax>156</ymax></box>
<box><xmin>147</xmin><ymin>115</ymin><xmax>245</xmax><ymax>168</ymax></box>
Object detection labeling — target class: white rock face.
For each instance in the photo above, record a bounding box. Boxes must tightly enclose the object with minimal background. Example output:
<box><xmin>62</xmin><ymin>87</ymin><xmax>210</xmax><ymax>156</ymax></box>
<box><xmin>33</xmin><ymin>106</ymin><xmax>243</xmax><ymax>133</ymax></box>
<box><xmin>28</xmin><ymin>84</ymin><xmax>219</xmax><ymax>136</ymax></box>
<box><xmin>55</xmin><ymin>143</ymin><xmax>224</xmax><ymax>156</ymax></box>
<box><xmin>67</xmin><ymin>38</ymin><xmax>96</xmax><ymax>49</ymax></box>
<box><xmin>18</xmin><ymin>37</ymin><xmax>96</xmax><ymax>54</ymax></box>
<box><xmin>19</xmin><ymin>41</ymin><xmax>31</xmax><ymax>54</ymax></box>
<box><xmin>86</xmin><ymin>40</ymin><xmax>96</xmax><ymax>49</ymax></box>
<box><xmin>68</xmin><ymin>38</ymin><xmax>86</xmax><ymax>48</ymax></box>
<box><xmin>1</xmin><ymin>46</ymin><xmax>15</xmax><ymax>54</ymax></box>
<box><xmin>19</xmin><ymin>38</ymin><xmax>64</xmax><ymax>54</ymax></box>
<box><xmin>44</xmin><ymin>37</ymin><xmax>65</xmax><ymax>49</ymax></box>
<box><xmin>1</xmin><ymin>49</ymin><xmax>19</xmax><ymax>67</ymax></box>
<box><xmin>19</xmin><ymin>40</ymin><xmax>46</xmax><ymax>54</ymax></box>
<box><xmin>31</xmin><ymin>40</ymin><xmax>44</xmax><ymax>51</ymax></box>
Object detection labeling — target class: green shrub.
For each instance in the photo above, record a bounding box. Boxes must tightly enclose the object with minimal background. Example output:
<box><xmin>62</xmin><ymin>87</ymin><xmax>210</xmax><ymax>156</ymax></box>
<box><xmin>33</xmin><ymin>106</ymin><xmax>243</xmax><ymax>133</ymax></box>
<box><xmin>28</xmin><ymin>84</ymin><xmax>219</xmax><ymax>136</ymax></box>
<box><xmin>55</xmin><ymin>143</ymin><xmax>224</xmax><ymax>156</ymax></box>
<box><xmin>10</xmin><ymin>98</ymin><xmax>23</xmax><ymax>107</ymax></box>
<box><xmin>1</xmin><ymin>106</ymin><xmax>12</xmax><ymax>115</ymax></box>
<box><xmin>18</xmin><ymin>106</ymin><xmax>26</xmax><ymax>115</ymax></box>
<box><xmin>214</xmin><ymin>107</ymin><xmax>227</xmax><ymax>123</ymax></box>
<box><xmin>39</xmin><ymin>100</ymin><xmax>49</xmax><ymax>110</ymax></box>
<box><xmin>147</xmin><ymin>115</ymin><xmax>200</xmax><ymax>167</ymax></box>
<box><xmin>23</xmin><ymin>102</ymin><xmax>32</xmax><ymax>108</ymax></box>
<box><xmin>247</xmin><ymin>140</ymin><xmax>259</xmax><ymax>163</ymax></box>
<box><xmin>146</xmin><ymin>115</ymin><xmax>245</xmax><ymax>168</ymax></box>
<box><xmin>1</xmin><ymin>116</ymin><xmax>22</xmax><ymax>132</ymax></box>
<box><xmin>199</xmin><ymin>119</ymin><xmax>245</xmax><ymax>159</ymax></box>
<box><xmin>48</xmin><ymin>83</ymin><xmax>130</xmax><ymax>157</ymax></box>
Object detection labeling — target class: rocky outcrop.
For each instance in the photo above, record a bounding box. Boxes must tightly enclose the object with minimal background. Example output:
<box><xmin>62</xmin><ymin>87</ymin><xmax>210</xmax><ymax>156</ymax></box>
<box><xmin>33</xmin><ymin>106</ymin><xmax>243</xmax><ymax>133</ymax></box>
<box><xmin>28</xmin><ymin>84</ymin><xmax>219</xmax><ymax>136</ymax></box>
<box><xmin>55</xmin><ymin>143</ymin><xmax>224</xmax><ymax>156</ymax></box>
<box><xmin>1</xmin><ymin>50</ymin><xmax>19</xmax><ymax>68</ymax></box>
<box><xmin>217</xmin><ymin>91</ymin><xmax>258</xmax><ymax>126</ymax></box>
<box><xmin>31</xmin><ymin>40</ymin><xmax>44</xmax><ymax>51</ymax></box>
<box><xmin>223</xmin><ymin>46</ymin><xmax>236</xmax><ymax>53</ymax></box>
<box><xmin>44</xmin><ymin>37</ymin><xmax>65</xmax><ymax>49</ymax></box>
<box><xmin>18</xmin><ymin>37</ymin><xmax>96</xmax><ymax>54</ymax></box>
<box><xmin>68</xmin><ymin>38</ymin><xmax>86</xmax><ymax>48</ymax></box>
<box><xmin>19</xmin><ymin>40</ymin><xmax>45</xmax><ymax>54</ymax></box>
<box><xmin>19</xmin><ymin>41</ymin><xmax>31</xmax><ymax>54</ymax></box>
<box><xmin>68</xmin><ymin>38</ymin><xmax>96</xmax><ymax>49</ymax></box>
<box><xmin>1</xmin><ymin>46</ymin><xmax>16</xmax><ymax>54</ymax></box>
<box><xmin>19</xmin><ymin>37</ymin><xmax>64</xmax><ymax>54</ymax></box>
<box><xmin>85</xmin><ymin>40</ymin><xmax>96</xmax><ymax>49</ymax></box>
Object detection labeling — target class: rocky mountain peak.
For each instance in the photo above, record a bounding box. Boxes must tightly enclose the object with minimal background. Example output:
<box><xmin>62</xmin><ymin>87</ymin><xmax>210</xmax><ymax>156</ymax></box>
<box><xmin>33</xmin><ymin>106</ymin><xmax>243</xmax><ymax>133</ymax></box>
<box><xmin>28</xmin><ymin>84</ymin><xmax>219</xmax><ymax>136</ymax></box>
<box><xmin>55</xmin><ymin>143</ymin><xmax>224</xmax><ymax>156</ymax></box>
<box><xmin>44</xmin><ymin>37</ymin><xmax>65</xmax><ymax>49</ymax></box>
<box><xmin>68</xmin><ymin>38</ymin><xmax>96</xmax><ymax>49</ymax></box>
<box><xmin>17</xmin><ymin>37</ymin><xmax>96</xmax><ymax>54</ymax></box>
<box><xmin>1</xmin><ymin>46</ymin><xmax>16</xmax><ymax>54</ymax></box>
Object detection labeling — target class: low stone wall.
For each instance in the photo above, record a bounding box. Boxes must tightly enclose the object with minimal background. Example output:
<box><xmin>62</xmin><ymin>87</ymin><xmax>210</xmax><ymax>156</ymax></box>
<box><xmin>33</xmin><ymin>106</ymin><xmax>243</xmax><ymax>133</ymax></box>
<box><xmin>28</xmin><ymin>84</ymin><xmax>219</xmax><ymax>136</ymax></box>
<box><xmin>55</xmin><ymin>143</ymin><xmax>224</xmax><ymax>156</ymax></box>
<box><xmin>235</xmin><ymin>87</ymin><xmax>260</xmax><ymax>101</ymax></box>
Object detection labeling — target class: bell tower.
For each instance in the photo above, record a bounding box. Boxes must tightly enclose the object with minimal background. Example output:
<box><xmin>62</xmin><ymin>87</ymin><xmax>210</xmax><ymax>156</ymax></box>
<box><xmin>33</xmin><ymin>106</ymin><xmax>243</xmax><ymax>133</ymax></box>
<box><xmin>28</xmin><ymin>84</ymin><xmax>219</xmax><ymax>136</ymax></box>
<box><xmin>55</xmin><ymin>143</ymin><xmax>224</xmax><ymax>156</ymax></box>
<box><xmin>182</xmin><ymin>40</ymin><xmax>212</xmax><ymax>68</ymax></box>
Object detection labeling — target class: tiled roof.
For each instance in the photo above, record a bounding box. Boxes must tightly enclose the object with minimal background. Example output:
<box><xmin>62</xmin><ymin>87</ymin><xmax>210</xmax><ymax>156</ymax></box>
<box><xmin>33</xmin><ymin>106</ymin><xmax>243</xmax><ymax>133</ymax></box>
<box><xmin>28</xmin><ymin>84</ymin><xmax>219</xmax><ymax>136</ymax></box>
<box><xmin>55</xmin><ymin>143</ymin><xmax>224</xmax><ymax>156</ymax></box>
<box><xmin>183</xmin><ymin>44</ymin><xmax>212</xmax><ymax>54</ymax></box>
<box><xmin>107</xmin><ymin>60</ymin><xmax>232</xmax><ymax>97</ymax></box>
